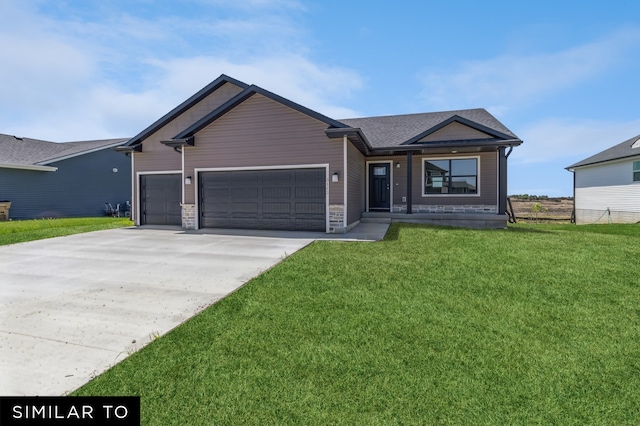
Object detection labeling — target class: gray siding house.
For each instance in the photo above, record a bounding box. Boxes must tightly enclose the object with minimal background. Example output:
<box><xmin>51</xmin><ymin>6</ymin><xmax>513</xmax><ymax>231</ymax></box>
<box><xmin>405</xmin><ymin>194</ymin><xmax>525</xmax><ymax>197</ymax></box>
<box><xmin>0</xmin><ymin>135</ymin><xmax>131</xmax><ymax>219</ymax></box>
<box><xmin>567</xmin><ymin>134</ymin><xmax>640</xmax><ymax>224</ymax></box>
<box><xmin>119</xmin><ymin>74</ymin><xmax>523</xmax><ymax>232</ymax></box>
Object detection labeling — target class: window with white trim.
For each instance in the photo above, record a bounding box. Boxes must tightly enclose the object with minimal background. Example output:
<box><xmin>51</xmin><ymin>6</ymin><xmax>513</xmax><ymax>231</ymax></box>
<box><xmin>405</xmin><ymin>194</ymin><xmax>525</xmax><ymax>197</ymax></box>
<box><xmin>423</xmin><ymin>158</ymin><xmax>478</xmax><ymax>195</ymax></box>
<box><xmin>634</xmin><ymin>161</ymin><xmax>640</xmax><ymax>182</ymax></box>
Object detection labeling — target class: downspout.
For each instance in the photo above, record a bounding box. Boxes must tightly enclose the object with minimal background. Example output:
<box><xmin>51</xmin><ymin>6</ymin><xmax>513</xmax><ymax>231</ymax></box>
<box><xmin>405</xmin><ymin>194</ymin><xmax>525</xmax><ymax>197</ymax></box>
<box><xmin>343</xmin><ymin>136</ymin><xmax>348</xmax><ymax>230</ymax></box>
<box><xmin>406</xmin><ymin>151</ymin><xmax>413</xmax><ymax>214</ymax></box>
<box><xmin>505</xmin><ymin>145</ymin><xmax>513</xmax><ymax>158</ymax></box>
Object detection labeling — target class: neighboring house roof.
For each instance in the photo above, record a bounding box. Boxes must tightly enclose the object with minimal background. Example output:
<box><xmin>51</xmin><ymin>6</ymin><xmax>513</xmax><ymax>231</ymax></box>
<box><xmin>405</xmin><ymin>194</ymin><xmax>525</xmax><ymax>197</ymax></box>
<box><xmin>0</xmin><ymin>134</ymin><xmax>129</xmax><ymax>171</ymax></box>
<box><xmin>339</xmin><ymin>109</ymin><xmax>519</xmax><ymax>149</ymax></box>
<box><xmin>567</xmin><ymin>134</ymin><xmax>640</xmax><ymax>169</ymax></box>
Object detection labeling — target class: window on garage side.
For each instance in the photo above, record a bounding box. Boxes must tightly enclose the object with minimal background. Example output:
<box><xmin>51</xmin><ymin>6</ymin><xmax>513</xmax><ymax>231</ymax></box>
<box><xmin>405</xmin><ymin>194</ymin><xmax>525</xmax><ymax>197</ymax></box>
<box><xmin>634</xmin><ymin>161</ymin><xmax>640</xmax><ymax>182</ymax></box>
<box><xmin>423</xmin><ymin>158</ymin><xmax>478</xmax><ymax>195</ymax></box>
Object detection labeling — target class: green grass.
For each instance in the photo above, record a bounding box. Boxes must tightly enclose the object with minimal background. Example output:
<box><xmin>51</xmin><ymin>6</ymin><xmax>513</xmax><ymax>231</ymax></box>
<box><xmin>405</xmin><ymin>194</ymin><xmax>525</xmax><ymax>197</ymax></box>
<box><xmin>0</xmin><ymin>217</ymin><xmax>133</xmax><ymax>246</ymax></box>
<box><xmin>74</xmin><ymin>223</ymin><xmax>640</xmax><ymax>424</ymax></box>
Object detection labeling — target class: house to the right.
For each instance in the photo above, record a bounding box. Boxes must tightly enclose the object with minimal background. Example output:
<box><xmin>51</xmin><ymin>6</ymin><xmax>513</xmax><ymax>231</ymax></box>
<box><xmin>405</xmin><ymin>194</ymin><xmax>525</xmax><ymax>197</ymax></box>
<box><xmin>567</xmin><ymin>134</ymin><xmax>640</xmax><ymax>224</ymax></box>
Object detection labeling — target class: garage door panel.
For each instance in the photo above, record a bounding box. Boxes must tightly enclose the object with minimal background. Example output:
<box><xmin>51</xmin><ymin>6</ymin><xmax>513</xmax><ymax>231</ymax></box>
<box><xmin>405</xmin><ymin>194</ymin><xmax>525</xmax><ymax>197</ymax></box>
<box><xmin>200</xmin><ymin>168</ymin><xmax>326</xmax><ymax>231</ymax></box>
<box><xmin>295</xmin><ymin>202</ymin><xmax>325</xmax><ymax>214</ymax></box>
<box><xmin>231</xmin><ymin>202</ymin><xmax>259</xmax><ymax>214</ymax></box>
<box><xmin>295</xmin><ymin>186</ymin><xmax>325</xmax><ymax>198</ymax></box>
<box><xmin>141</xmin><ymin>174</ymin><xmax>181</xmax><ymax>226</ymax></box>
<box><xmin>263</xmin><ymin>202</ymin><xmax>292</xmax><ymax>214</ymax></box>
<box><xmin>262</xmin><ymin>187</ymin><xmax>291</xmax><ymax>198</ymax></box>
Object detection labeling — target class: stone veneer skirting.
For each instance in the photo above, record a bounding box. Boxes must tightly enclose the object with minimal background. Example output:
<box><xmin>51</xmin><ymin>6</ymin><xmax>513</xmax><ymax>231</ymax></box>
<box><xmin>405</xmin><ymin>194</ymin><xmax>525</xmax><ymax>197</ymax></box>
<box><xmin>181</xmin><ymin>204</ymin><xmax>196</xmax><ymax>230</ymax></box>
<box><xmin>329</xmin><ymin>204</ymin><xmax>345</xmax><ymax>233</ymax></box>
<box><xmin>392</xmin><ymin>204</ymin><xmax>498</xmax><ymax>214</ymax></box>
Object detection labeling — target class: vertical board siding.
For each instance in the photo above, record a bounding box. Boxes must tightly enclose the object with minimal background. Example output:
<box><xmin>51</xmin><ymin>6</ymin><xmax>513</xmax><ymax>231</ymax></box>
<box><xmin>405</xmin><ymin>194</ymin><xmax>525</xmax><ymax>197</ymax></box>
<box><xmin>0</xmin><ymin>149</ymin><xmax>131</xmax><ymax>219</ymax></box>
<box><xmin>347</xmin><ymin>141</ymin><xmax>365</xmax><ymax>225</ymax></box>
<box><xmin>185</xmin><ymin>94</ymin><xmax>344</xmax><ymax>204</ymax></box>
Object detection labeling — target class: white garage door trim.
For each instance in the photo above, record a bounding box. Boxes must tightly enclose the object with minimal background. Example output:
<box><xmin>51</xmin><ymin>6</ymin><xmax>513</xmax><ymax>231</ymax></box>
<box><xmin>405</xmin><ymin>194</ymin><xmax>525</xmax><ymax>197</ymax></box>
<box><xmin>194</xmin><ymin>164</ymin><xmax>330</xmax><ymax>232</ymax></box>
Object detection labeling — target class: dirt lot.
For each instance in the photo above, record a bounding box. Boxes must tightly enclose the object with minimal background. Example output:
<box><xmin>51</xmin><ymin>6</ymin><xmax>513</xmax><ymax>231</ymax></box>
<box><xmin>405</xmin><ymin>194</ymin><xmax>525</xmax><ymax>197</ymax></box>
<box><xmin>508</xmin><ymin>197</ymin><xmax>574</xmax><ymax>223</ymax></box>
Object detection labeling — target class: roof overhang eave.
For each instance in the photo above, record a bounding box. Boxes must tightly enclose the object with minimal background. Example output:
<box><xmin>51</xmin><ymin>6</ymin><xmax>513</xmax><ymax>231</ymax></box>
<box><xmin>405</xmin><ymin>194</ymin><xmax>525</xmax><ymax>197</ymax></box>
<box><xmin>325</xmin><ymin>127</ymin><xmax>373</xmax><ymax>154</ymax></box>
<box><xmin>0</xmin><ymin>163</ymin><xmax>58</xmax><ymax>172</ymax></box>
<box><xmin>376</xmin><ymin>138</ymin><xmax>523</xmax><ymax>154</ymax></box>
<box><xmin>160</xmin><ymin>136</ymin><xmax>195</xmax><ymax>148</ymax></box>
<box><xmin>114</xmin><ymin>145</ymin><xmax>142</xmax><ymax>153</ymax></box>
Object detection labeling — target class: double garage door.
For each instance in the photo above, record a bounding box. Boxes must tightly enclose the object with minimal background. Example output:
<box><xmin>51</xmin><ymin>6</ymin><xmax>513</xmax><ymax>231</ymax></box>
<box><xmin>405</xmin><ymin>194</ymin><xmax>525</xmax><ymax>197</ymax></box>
<box><xmin>200</xmin><ymin>168</ymin><xmax>326</xmax><ymax>231</ymax></box>
<box><xmin>141</xmin><ymin>169</ymin><xmax>327</xmax><ymax>231</ymax></box>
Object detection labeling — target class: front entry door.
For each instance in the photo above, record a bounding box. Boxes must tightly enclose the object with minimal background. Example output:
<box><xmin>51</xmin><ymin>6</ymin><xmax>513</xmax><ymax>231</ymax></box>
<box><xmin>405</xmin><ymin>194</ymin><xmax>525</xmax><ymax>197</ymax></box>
<box><xmin>369</xmin><ymin>163</ymin><xmax>391</xmax><ymax>211</ymax></box>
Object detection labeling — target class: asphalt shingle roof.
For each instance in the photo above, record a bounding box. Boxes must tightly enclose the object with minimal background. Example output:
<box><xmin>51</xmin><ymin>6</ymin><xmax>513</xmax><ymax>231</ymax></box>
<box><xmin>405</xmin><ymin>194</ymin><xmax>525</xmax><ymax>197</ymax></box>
<box><xmin>567</xmin><ymin>134</ymin><xmax>640</xmax><ymax>169</ymax></box>
<box><xmin>339</xmin><ymin>108</ymin><xmax>519</xmax><ymax>148</ymax></box>
<box><xmin>0</xmin><ymin>134</ymin><xmax>129</xmax><ymax>167</ymax></box>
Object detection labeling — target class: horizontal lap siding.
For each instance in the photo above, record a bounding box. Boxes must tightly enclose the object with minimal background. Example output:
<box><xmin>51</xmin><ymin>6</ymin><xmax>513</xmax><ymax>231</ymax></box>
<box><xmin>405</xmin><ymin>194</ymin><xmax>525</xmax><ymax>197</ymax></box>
<box><xmin>0</xmin><ymin>150</ymin><xmax>130</xmax><ymax>219</ymax></box>
<box><xmin>347</xmin><ymin>141</ymin><xmax>365</xmax><ymax>225</ymax></box>
<box><xmin>416</xmin><ymin>151</ymin><xmax>497</xmax><ymax>205</ymax></box>
<box><xmin>132</xmin><ymin>82</ymin><xmax>246</xmax><ymax>221</ymax></box>
<box><xmin>184</xmin><ymin>94</ymin><xmax>343</xmax><ymax>204</ymax></box>
<box><xmin>372</xmin><ymin>151</ymin><xmax>497</xmax><ymax>207</ymax></box>
<box><xmin>134</xmin><ymin>82</ymin><xmax>245</xmax><ymax>173</ymax></box>
<box><xmin>574</xmin><ymin>161</ymin><xmax>640</xmax><ymax>222</ymax></box>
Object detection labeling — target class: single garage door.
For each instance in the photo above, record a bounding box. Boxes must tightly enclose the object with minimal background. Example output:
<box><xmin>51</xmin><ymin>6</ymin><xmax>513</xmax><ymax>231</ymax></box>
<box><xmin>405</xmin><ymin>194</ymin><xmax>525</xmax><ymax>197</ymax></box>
<box><xmin>140</xmin><ymin>174</ymin><xmax>182</xmax><ymax>225</ymax></box>
<box><xmin>200</xmin><ymin>168</ymin><xmax>326</xmax><ymax>231</ymax></box>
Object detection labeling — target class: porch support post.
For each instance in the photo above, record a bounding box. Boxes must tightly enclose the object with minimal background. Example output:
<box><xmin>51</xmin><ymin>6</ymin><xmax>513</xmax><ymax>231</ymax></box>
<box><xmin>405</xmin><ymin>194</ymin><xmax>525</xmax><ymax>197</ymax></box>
<box><xmin>406</xmin><ymin>151</ymin><xmax>413</xmax><ymax>214</ymax></box>
<box><xmin>498</xmin><ymin>147</ymin><xmax>507</xmax><ymax>215</ymax></box>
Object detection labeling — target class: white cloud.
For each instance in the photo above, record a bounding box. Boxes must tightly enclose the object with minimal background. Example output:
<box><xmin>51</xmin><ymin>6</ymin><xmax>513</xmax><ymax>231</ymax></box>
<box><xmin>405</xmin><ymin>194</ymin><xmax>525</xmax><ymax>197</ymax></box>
<box><xmin>420</xmin><ymin>28</ymin><xmax>640</xmax><ymax>112</ymax></box>
<box><xmin>0</xmin><ymin>0</ymin><xmax>362</xmax><ymax>141</ymax></box>
<box><xmin>150</xmin><ymin>56</ymin><xmax>363</xmax><ymax>118</ymax></box>
<box><xmin>511</xmin><ymin>118</ymin><xmax>640</xmax><ymax>165</ymax></box>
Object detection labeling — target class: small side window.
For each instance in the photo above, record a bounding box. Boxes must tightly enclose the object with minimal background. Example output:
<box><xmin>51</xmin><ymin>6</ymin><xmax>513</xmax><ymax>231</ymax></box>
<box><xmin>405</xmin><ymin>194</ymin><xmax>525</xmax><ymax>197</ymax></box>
<box><xmin>634</xmin><ymin>161</ymin><xmax>640</xmax><ymax>182</ymax></box>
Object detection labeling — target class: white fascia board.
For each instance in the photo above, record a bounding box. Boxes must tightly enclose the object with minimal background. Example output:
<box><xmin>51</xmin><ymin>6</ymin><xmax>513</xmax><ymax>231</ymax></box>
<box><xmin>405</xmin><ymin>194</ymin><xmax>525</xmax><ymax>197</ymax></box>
<box><xmin>38</xmin><ymin>141</ymin><xmax>127</xmax><ymax>165</ymax></box>
<box><xmin>0</xmin><ymin>163</ymin><xmax>58</xmax><ymax>172</ymax></box>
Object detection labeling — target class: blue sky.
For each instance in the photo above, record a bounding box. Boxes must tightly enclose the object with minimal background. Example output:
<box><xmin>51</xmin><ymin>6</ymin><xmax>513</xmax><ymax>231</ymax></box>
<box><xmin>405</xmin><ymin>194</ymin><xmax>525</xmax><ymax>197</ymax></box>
<box><xmin>2</xmin><ymin>0</ymin><xmax>640</xmax><ymax>196</ymax></box>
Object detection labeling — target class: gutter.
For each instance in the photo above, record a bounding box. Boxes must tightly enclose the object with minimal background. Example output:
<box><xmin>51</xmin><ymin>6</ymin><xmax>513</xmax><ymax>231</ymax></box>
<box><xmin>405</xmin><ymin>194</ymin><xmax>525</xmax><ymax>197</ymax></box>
<box><xmin>0</xmin><ymin>163</ymin><xmax>58</xmax><ymax>172</ymax></box>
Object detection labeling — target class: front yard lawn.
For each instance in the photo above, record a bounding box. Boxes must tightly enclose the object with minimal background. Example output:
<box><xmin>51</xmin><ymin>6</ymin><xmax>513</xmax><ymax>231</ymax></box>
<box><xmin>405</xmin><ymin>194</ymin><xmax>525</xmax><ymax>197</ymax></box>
<box><xmin>0</xmin><ymin>217</ymin><xmax>133</xmax><ymax>246</ymax></box>
<box><xmin>74</xmin><ymin>223</ymin><xmax>640</xmax><ymax>424</ymax></box>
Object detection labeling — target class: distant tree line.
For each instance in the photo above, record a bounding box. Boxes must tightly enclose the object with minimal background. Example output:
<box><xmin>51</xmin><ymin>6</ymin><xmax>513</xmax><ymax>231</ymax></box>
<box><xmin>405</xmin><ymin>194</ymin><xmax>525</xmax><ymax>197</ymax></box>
<box><xmin>508</xmin><ymin>194</ymin><xmax>573</xmax><ymax>200</ymax></box>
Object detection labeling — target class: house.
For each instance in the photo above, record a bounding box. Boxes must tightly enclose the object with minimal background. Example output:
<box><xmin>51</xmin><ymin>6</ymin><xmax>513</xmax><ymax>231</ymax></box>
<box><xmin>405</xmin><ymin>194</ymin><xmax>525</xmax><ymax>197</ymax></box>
<box><xmin>566</xmin><ymin>134</ymin><xmax>640</xmax><ymax>224</ymax></box>
<box><xmin>118</xmin><ymin>74</ymin><xmax>522</xmax><ymax>232</ymax></box>
<box><xmin>0</xmin><ymin>134</ymin><xmax>131</xmax><ymax>219</ymax></box>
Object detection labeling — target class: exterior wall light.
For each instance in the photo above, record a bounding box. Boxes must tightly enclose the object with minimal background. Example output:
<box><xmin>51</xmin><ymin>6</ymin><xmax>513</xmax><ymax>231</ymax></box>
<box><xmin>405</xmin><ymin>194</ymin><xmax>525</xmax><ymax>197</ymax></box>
<box><xmin>112</xmin><ymin>168</ymin><xmax>118</xmax><ymax>173</ymax></box>
<box><xmin>185</xmin><ymin>176</ymin><xmax>192</xmax><ymax>185</ymax></box>
<box><xmin>332</xmin><ymin>172</ymin><xmax>339</xmax><ymax>182</ymax></box>
<box><xmin>396</xmin><ymin>162</ymin><xmax>400</xmax><ymax>168</ymax></box>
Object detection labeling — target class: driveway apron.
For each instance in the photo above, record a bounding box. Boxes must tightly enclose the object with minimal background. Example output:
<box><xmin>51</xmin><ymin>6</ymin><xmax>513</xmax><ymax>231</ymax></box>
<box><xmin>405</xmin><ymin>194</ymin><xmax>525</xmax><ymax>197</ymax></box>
<box><xmin>0</xmin><ymin>227</ymin><xmax>314</xmax><ymax>396</ymax></box>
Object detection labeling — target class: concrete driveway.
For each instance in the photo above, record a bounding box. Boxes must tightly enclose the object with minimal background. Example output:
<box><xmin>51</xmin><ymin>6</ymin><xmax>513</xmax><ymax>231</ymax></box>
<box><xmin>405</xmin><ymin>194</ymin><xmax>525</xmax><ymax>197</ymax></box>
<box><xmin>0</xmin><ymin>227</ymin><xmax>317</xmax><ymax>396</ymax></box>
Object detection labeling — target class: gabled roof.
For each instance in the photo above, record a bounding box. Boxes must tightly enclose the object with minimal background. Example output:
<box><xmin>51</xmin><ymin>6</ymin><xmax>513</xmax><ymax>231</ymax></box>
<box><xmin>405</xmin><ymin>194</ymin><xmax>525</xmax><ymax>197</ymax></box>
<box><xmin>0</xmin><ymin>134</ymin><xmax>129</xmax><ymax>171</ymax></box>
<box><xmin>173</xmin><ymin>84</ymin><xmax>348</xmax><ymax>139</ymax></box>
<box><xmin>567</xmin><ymin>134</ymin><xmax>640</xmax><ymax>169</ymax></box>
<box><xmin>134</xmin><ymin>73</ymin><xmax>521</xmax><ymax>154</ymax></box>
<box><xmin>125</xmin><ymin>74</ymin><xmax>250</xmax><ymax>146</ymax></box>
<box><xmin>339</xmin><ymin>108</ymin><xmax>519</xmax><ymax>149</ymax></box>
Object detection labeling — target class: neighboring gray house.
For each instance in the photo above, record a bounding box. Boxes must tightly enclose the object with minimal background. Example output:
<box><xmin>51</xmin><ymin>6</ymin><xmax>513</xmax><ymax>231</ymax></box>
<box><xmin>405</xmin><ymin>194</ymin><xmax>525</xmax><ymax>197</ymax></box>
<box><xmin>0</xmin><ymin>134</ymin><xmax>131</xmax><ymax>219</ymax></box>
<box><xmin>566</xmin><ymin>134</ymin><xmax>640</xmax><ymax>224</ymax></box>
<box><xmin>117</xmin><ymin>74</ymin><xmax>523</xmax><ymax>232</ymax></box>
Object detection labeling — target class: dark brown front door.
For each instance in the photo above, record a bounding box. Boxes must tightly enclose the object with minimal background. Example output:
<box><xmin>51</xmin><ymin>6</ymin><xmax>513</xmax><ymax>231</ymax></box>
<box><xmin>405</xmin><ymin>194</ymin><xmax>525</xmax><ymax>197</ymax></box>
<box><xmin>369</xmin><ymin>163</ymin><xmax>390</xmax><ymax>211</ymax></box>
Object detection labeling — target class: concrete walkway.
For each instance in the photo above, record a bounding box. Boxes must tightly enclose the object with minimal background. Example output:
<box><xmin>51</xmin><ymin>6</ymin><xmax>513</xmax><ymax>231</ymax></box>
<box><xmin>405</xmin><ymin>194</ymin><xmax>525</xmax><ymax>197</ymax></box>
<box><xmin>0</xmin><ymin>222</ymin><xmax>388</xmax><ymax>396</ymax></box>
